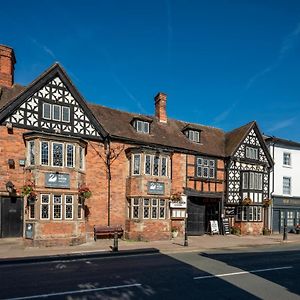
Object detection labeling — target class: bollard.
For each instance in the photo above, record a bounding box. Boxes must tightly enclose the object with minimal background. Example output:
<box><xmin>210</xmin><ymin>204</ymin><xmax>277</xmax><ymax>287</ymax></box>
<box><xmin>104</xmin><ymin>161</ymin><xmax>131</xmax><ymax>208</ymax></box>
<box><xmin>112</xmin><ymin>231</ymin><xmax>119</xmax><ymax>252</ymax></box>
<box><xmin>283</xmin><ymin>224</ymin><xmax>288</xmax><ymax>241</ymax></box>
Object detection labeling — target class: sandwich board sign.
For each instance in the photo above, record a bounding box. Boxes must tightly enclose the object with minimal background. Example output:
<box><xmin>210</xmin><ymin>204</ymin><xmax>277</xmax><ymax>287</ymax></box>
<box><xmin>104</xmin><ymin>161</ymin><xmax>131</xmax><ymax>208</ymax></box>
<box><xmin>210</xmin><ymin>220</ymin><xmax>219</xmax><ymax>234</ymax></box>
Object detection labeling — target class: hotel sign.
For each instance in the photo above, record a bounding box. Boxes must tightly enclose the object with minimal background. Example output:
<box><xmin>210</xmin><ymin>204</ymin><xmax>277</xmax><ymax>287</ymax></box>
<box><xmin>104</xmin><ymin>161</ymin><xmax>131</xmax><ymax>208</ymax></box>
<box><xmin>170</xmin><ymin>195</ymin><xmax>187</xmax><ymax>208</ymax></box>
<box><xmin>147</xmin><ymin>181</ymin><xmax>165</xmax><ymax>195</ymax></box>
<box><xmin>45</xmin><ymin>173</ymin><xmax>70</xmax><ymax>188</ymax></box>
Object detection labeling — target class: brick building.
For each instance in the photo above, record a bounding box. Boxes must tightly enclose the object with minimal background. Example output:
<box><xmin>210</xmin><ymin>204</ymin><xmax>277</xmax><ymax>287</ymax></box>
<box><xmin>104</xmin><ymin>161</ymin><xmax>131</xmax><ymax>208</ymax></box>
<box><xmin>0</xmin><ymin>45</ymin><xmax>273</xmax><ymax>245</ymax></box>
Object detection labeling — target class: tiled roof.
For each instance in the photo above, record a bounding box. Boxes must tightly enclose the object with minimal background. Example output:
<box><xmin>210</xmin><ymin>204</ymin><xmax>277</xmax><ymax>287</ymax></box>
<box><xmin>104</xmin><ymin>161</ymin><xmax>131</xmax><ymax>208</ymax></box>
<box><xmin>0</xmin><ymin>84</ymin><xmax>25</xmax><ymax>111</ymax></box>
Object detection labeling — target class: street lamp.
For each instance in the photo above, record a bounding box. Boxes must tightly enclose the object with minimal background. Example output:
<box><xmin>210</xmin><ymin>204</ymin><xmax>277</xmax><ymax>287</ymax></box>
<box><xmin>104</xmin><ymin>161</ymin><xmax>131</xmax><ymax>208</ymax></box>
<box><xmin>5</xmin><ymin>181</ymin><xmax>14</xmax><ymax>194</ymax></box>
<box><xmin>184</xmin><ymin>212</ymin><xmax>188</xmax><ymax>246</ymax></box>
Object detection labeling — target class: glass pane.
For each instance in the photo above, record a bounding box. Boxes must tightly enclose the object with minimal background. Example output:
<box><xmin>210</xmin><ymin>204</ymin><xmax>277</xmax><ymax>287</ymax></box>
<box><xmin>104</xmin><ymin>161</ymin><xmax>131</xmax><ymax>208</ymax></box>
<box><xmin>53</xmin><ymin>105</ymin><xmax>61</xmax><ymax>121</ymax></box>
<box><xmin>52</xmin><ymin>143</ymin><xmax>63</xmax><ymax>166</ymax></box>
<box><xmin>145</xmin><ymin>155</ymin><xmax>151</xmax><ymax>175</ymax></box>
<box><xmin>62</xmin><ymin>106</ymin><xmax>70</xmax><ymax>122</ymax></box>
<box><xmin>29</xmin><ymin>141</ymin><xmax>35</xmax><ymax>165</ymax></box>
<box><xmin>153</xmin><ymin>156</ymin><xmax>159</xmax><ymax>176</ymax></box>
<box><xmin>133</xmin><ymin>155</ymin><xmax>141</xmax><ymax>175</ymax></box>
<box><xmin>161</xmin><ymin>157</ymin><xmax>167</xmax><ymax>176</ymax></box>
<box><xmin>43</xmin><ymin>103</ymin><xmax>51</xmax><ymax>119</ymax></box>
<box><xmin>66</xmin><ymin>144</ymin><xmax>74</xmax><ymax>167</ymax></box>
<box><xmin>41</xmin><ymin>142</ymin><xmax>49</xmax><ymax>165</ymax></box>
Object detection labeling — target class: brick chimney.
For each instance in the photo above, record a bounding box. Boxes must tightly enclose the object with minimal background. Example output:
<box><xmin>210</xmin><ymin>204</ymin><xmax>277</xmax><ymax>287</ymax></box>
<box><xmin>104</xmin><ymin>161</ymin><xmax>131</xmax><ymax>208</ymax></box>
<box><xmin>155</xmin><ymin>92</ymin><xmax>167</xmax><ymax>123</ymax></box>
<box><xmin>0</xmin><ymin>45</ymin><xmax>16</xmax><ymax>88</ymax></box>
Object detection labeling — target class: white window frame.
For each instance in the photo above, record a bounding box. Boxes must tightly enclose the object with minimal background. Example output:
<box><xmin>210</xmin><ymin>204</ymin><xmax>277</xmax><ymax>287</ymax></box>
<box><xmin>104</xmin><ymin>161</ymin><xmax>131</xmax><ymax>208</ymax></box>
<box><xmin>131</xmin><ymin>198</ymin><xmax>140</xmax><ymax>219</ymax></box>
<box><xmin>51</xmin><ymin>142</ymin><xmax>64</xmax><ymax>167</ymax></box>
<box><xmin>28</xmin><ymin>140</ymin><xmax>35</xmax><ymax>166</ymax></box>
<box><xmin>53</xmin><ymin>195</ymin><xmax>63</xmax><ymax>220</ymax></box>
<box><xmin>52</xmin><ymin>104</ymin><xmax>61</xmax><ymax>121</ymax></box>
<box><xmin>40</xmin><ymin>194</ymin><xmax>50</xmax><ymax>220</ymax></box>
<box><xmin>152</xmin><ymin>155</ymin><xmax>160</xmax><ymax>176</ymax></box>
<box><xmin>40</xmin><ymin>141</ymin><xmax>49</xmax><ymax>166</ymax></box>
<box><xmin>65</xmin><ymin>144</ymin><xmax>75</xmax><ymax>168</ymax></box>
<box><xmin>283</xmin><ymin>152</ymin><xmax>291</xmax><ymax>167</ymax></box>
<box><xmin>79</xmin><ymin>146</ymin><xmax>85</xmax><ymax>170</ymax></box>
<box><xmin>187</xmin><ymin>130</ymin><xmax>200</xmax><ymax>143</ymax></box>
<box><xmin>161</xmin><ymin>156</ymin><xmax>168</xmax><ymax>177</ymax></box>
<box><xmin>283</xmin><ymin>177</ymin><xmax>291</xmax><ymax>195</ymax></box>
<box><xmin>135</xmin><ymin>120</ymin><xmax>149</xmax><ymax>134</ymax></box>
<box><xmin>42</xmin><ymin>102</ymin><xmax>51</xmax><ymax>120</ymax></box>
<box><xmin>65</xmin><ymin>195</ymin><xmax>74</xmax><ymax>220</ymax></box>
<box><xmin>62</xmin><ymin>106</ymin><xmax>70</xmax><ymax>123</ymax></box>
<box><xmin>144</xmin><ymin>154</ymin><xmax>152</xmax><ymax>175</ymax></box>
<box><xmin>246</xmin><ymin>146</ymin><xmax>258</xmax><ymax>160</ymax></box>
<box><xmin>159</xmin><ymin>199</ymin><xmax>166</xmax><ymax>219</ymax></box>
<box><xmin>132</xmin><ymin>154</ymin><xmax>141</xmax><ymax>175</ymax></box>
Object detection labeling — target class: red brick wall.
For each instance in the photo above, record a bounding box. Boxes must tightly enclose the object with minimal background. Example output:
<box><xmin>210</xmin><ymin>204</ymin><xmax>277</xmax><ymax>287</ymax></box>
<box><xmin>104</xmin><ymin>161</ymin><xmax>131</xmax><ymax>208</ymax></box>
<box><xmin>0</xmin><ymin>45</ymin><xmax>15</xmax><ymax>88</ymax></box>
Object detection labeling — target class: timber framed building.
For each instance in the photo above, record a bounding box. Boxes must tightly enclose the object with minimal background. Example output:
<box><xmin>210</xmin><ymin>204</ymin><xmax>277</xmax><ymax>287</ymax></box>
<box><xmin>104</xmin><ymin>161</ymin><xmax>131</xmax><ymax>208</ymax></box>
<box><xmin>0</xmin><ymin>45</ymin><xmax>273</xmax><ymax>245</ymax></box>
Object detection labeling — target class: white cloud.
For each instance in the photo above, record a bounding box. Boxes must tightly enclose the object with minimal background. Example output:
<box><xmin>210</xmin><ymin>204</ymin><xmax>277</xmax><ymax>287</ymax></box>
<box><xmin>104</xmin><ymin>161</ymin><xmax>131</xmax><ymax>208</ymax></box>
<box><xmin>267</xmin><ymin>117</ymin><xmax>297</xmax><ymax>132</ymax></box>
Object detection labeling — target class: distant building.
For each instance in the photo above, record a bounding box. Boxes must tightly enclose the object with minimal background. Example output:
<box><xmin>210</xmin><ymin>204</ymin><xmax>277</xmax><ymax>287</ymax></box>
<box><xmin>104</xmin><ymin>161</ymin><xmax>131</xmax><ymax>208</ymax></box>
<box><xmin>265</xmin><ymin>136</ymin><xmax>300</xmax><ymax>233</ymax></box>
<box><xmin>0</xmin><ymin>44</ymin><xmax>273</xmax><ymax>245</ymax></box>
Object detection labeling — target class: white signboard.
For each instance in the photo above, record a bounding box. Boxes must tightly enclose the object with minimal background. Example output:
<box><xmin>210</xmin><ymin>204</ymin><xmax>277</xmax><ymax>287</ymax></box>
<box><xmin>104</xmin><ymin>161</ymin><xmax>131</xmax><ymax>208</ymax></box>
<box><xmin>170</xmin><ymin>195</ymin><xmax>187</xmax><ymax>208</ymax></box>
<box><xmin>210</xmin><ymin>220</ymin><xmax>219</xmax><ymax>234</ymax></box>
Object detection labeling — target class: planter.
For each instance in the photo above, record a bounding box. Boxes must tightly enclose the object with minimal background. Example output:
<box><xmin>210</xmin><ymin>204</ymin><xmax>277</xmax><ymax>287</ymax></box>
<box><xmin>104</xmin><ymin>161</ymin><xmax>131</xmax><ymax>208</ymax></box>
<box><xmin>172</xmin><ymin>231</ymin><xmax>178</xmax><ymax>238</ymax></box>
<box><xmin>296</xmin><ymin>229</ymin><xmax>300</xmax><ymax>234</ymax></box>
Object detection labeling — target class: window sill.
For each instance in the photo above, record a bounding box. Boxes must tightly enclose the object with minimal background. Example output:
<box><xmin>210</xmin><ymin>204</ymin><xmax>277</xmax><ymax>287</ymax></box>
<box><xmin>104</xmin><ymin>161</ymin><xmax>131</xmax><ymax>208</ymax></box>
<box><xmin>282</xmin><ymin>165</ymin><xmax>292</xmax><ymax>168</ymax></box>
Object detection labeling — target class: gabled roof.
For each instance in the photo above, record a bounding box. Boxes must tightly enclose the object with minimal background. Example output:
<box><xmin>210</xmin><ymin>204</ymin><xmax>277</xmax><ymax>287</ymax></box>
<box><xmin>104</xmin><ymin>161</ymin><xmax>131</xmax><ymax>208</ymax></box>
<box><xmin>264</xmin><ymin>135</ymin><xmax>300</xmax><ymax>148</ymax></box>
<box><xmin>225</xmin><ymin>121</ymin><xmax>274</xmax><ymax>166</ymax></box>
<box><xmin>0</xmin><ymin>63</ymin><xmax>108</xmax><ymax>139</ymax></box>
<box><xmin>225</xmin><ymin>121</ymin><xmax>255</xmax><ymax>156</ymax></box>
<box><xmin>89</xmin><ymin>104</ymin><xmax>226</xmax><ymax>157</ymax></box>
<box><xmin>0</xmin><ymin>84</ymin><xmax>25</xmax><ymax>111</ymax></box>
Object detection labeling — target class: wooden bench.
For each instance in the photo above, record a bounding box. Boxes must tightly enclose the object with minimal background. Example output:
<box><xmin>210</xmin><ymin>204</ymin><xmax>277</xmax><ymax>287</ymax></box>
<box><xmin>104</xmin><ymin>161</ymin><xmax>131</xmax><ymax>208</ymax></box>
<box><xmin>94</xmin><ymin>225</ymin><xmax>123</xmax><ymax>241</ymax></box>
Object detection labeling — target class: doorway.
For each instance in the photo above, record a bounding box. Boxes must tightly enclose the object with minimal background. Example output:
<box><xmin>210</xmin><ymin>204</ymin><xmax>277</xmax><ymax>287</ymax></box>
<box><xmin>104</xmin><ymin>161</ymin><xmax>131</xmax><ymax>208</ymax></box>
<box><xmin>0</xmin><ymin>197</ymin><xmax>23</xmax><ymax>238</ymax></box>
<box><xmin>187</xmin><ymin>197</ymin><xmax>205</xmax><ymax>235</ymax></box>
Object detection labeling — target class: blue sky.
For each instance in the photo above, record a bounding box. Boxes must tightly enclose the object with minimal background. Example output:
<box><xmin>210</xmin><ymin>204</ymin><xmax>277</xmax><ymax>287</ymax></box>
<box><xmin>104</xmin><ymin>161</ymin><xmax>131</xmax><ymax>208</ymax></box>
<box><xmin>2</xmin><ymin>0</ymin><xmax>300</xmax><ymax>141</ymax></box>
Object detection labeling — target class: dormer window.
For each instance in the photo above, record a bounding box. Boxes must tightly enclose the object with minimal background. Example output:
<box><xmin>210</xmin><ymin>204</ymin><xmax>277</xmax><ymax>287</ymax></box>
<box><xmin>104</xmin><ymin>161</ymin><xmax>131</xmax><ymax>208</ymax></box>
<box><xmin>185</xmin><ymin>129</ymin><xmax>200</xmax><ymax>143</ymax></box>
<box><xmin>133</xmin><ymin>120</ymin><xmax>150</xmax><ymax>134</ymax></box>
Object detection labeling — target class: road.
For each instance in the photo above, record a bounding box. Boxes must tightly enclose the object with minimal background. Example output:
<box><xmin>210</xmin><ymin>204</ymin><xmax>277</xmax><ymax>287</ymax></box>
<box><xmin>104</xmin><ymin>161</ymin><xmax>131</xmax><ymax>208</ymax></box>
<box><xmin>1</xmin><ymin>244</ymin><xmax>300</xmax><ymax>299</ymax></box>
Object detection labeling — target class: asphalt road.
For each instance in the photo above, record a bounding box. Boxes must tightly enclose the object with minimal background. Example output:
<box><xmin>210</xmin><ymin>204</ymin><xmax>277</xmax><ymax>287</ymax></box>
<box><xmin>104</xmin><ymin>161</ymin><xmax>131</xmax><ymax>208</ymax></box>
<box><xmin>1</xmin><ymin>244</ymin><xmax>300</xmax><ymax>300</ymax></box>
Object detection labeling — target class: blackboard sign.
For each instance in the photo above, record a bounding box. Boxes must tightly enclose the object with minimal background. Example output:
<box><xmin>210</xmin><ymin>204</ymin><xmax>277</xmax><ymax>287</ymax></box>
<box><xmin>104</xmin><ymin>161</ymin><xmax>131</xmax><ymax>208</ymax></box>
<box><xmin>222</xmin><ymin>218</ymin><xmax>230</xmax><ymax>235</ymax></box>
<box><xmin>210</xmin><ymin>220</ymin><xmax>219</xmax><ymax>234</ymax></box>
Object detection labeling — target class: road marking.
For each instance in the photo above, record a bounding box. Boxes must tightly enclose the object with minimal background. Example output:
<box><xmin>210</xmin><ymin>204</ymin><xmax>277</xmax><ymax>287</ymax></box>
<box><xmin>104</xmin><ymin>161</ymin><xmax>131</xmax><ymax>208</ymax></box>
<box><xmin>193</xmin><ymin>266</ymin><xmax>293</xmax><ymax>280</ymax></box>
<box><xmin>3</xmin><ymin>283</ymin><xmax>142</xmax><ymax>300</ymax></box>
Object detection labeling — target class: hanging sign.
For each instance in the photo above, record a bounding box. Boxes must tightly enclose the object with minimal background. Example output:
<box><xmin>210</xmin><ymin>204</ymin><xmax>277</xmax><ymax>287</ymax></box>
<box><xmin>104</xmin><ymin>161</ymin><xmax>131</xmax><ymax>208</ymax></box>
<box><xmin>210</xmin><ymin>220</ymin><xmax>219</xmax><ymax>234</ymax></box>
<box><xmin>170</xmin><ymin>195</ymin><xmax>187</xmax><ymax>208</ymax></box>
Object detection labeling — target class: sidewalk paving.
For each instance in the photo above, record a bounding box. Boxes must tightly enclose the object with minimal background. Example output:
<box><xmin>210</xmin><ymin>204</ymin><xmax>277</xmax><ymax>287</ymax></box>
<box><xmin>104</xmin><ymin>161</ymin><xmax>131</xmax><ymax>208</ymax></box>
<box><xmin>0</xmin><ymin>233</ymin><xmax>300</xmax><ymax>262</ymax></box>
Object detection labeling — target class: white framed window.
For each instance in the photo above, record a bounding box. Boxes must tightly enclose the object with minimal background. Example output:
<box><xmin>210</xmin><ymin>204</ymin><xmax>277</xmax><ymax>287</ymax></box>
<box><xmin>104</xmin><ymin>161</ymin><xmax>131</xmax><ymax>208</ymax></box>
<box><xmin>283</xmin><ymin>177</ymin><xmax>291</xmax><ymax>195</ymax></box>
<box><xmin>29</xmin><ymin>204</ymin><xmax>35</xmax><ymax>219</ymax></box>
<box><xmin>151</xmin><ymin>198</ymin><xmax>158</xmax><ymax>219</ymax></box>
<box><xmin>78</xmin><ymin>197</ymin><xmax>83</xmax><ymax>219</ymax></box>
<box><xmin>196</xmin><ymin>157</ymin><xmax>215</xmax><ymax>178</ymax></box>
<box><xmin>40</xmin><ymin>141</ymin><xmax>49</xmax><ymax>166</ymax></box>
<box><xmin>40</xmin><ymin>194</ymin><xmax>50</xmax><ymax>220</ymax></box>
<box><xmin>52</xmin><ymin>142</ymin><xmax>64</xmax><ymax>167</ymax></box>
<box><xmin>53</xmin><ymin>195</ymin><xmax>62</xmax><ymax>220</ymax></box>
<box><xmin>143</xmin><ymin>198</ymin><xmax>150</xmax><ymax>219</ymax></box>
<box><xmin>132</xmin><ymin>154</ymin><xmax>141</xmax><ymax>175</ymax></box>
<box><xmin>185</xmin><ymin>130</ymin><xmax>200</xmax><ymax>143</ymax></box>
<box><xmin>153</xmin><ymin>156</ymin><xmax>160</xmax><ymax>176</ymax></box>
<box><xmin>131</xmin><ymin>198</ymin><xmax>140</xmax><ymax>219</ymax></box>
<box><xmin>171</xmin><ymin>209</ymin><xmax>185</xmax><ymax>218</ymax></box>
<box><xmin>42</xmin><ymin>102</ymin><xmax>51</xmax><ymax>120</ymax></box>
<box><xmin>65</xmin><ymin>195</ymin><xmax>73</xmax><ymax>220</ymax></box>
<box><xmin>242</xmin><ymin>172</ymin><xmax>262</xmax><ymax>190</ymax></box>
<box><xmin>159</xmin><ymin>199</ymin><xmax>166</xmax><ymax>219</ymax></box>
<box><xmin>52</xmin><ymin>104</ymin><xmax>61</xmax><ymax>121</ymax></box>
<box><xmin>28</xmin><ymin>140</ymin><xmax>35</xmax><ymax>166</ymax></box>
<box><xmin>134</xmin><ymin>120</ymin><xmax>149</xmax><ymax>134</ymax></box>
<box><xmin>66</xmin><ymin>144</ymin><xmax>75</xmax><ymax>168</ymax></box>
<box><xmin>246</xmin><ymin>147</ymin><xmax>258</xmax><ymax>160</ymax></box>
<box><xmin>283</xmin><ymin>153</ymin><xmax>291</xmax><ymax>166</ymax></box>
<box><xmin>236</xmin><ymin>206</ymin><xmax>262</xmax><ymax>222</ymax></box>
<box><xmin>62</xmin><ymin>106</ymin><xmax>70</xmax><ymax>123</ymax></box>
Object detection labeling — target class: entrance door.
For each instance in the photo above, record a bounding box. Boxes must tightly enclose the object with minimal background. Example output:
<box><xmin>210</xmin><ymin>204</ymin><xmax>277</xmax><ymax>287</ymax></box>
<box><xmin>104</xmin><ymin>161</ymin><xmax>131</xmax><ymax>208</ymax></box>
<box><xmin>187</xmin><ymin>198</ymin><xmax>205</xmax><ymax>235</ymax></box>
<box><xmin>273</xmin><ymin>209</ymin><xmax>280</xmax><ymax>233</ymax></box>
<box><xmin>0</xmin><ymin>197</ymin><xmax>23</xmax><ymax>238</ymax></box>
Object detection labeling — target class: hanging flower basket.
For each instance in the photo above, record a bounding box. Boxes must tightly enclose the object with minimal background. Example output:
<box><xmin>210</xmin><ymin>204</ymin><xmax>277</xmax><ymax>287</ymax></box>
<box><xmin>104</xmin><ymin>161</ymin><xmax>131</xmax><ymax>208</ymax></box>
<box><xmin>78</xmin><ymin>184</ymin><xmax>92</xmax><ymax>200</ymax></box>
<box><xmin>170</xmin><ymin>192</ymin><xmax>181</xmax><ymax>202</ymax></box>
<box><xmin>21</xmin><ymin>180</ymin><xmax>35</xmax><ymax>197</ymax></box>
<box><xmin>263</xmin><ymin>198</ymin><xmax>272</xmax><ymax>207</ymax></box>
<box><xmin>242</xmin><ymin>197</ymin><xmax>252</xmax><ymax>206</ymax></box>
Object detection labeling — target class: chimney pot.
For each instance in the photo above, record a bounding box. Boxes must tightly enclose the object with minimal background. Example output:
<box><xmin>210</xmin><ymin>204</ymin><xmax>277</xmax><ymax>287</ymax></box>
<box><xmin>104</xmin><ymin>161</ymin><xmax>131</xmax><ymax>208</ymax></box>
<box><xmin>0</xmin><ymin>45</ymin><xmax>16</xmax><ymax>88</ymax></box>
<box><xmin>155</xmin><ymin>92</ymin><xmax>167</xmax><ymax>123</ymax></box>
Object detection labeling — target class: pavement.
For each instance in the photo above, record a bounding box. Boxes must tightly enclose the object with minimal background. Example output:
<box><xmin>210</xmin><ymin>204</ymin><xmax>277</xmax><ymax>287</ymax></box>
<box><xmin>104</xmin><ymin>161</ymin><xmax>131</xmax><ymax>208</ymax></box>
<box><xmin>0</xmin><ymin>233</ymin><xmax>300</xmax><ymax>264</ymax></box>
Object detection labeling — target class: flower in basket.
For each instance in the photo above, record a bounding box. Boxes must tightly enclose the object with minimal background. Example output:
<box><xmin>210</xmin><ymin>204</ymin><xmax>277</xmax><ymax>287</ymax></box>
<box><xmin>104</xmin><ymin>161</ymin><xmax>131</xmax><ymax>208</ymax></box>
<box><xmin>171</xmin><ymin>226</ymin><xmax>179</xmax><ymax>232</ymax></box>
<box><xmin>21</xmin><ymin>180</ymin><xmax>35</xmax><ymax>197</ymax></box>
<box><xmin>78</xmin><ymin>184</ymin><xmax>92</xmax><ymax>199</ymax></box>
<box><xmin>296</xmin><ymin>224</ymin><xmax>300</xmax><ymax>229</ymax></box>
<box><xmin>263</xmin><ymin>198</ymin><xmax>272</xmax><ymax>207</ymax></box>
<box><xmin>242</xmin><ymin>197</ymin><xmax>252</xmax><ymax>206</ymax></box>
<box><xmin>170</xmin><ymin>192</ymin><xmax>181</xmax><ymax>201</ymax></box>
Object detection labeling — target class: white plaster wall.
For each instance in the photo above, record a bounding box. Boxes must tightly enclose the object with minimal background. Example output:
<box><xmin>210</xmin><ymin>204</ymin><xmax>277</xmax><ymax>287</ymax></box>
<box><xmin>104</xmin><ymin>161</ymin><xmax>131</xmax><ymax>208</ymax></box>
<box><xmin>269</xmin><ymin>144</ymin><xmax>300</xmax><ymax>197</ymax></box>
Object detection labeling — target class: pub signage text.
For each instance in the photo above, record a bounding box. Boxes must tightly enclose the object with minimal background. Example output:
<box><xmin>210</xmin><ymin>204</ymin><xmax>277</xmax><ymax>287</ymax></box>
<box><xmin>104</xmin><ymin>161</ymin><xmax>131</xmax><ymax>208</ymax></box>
<box><xmin>45</xmin><ymin>173</ymin><xmax>70</xmax><ymax>188</ymax></box>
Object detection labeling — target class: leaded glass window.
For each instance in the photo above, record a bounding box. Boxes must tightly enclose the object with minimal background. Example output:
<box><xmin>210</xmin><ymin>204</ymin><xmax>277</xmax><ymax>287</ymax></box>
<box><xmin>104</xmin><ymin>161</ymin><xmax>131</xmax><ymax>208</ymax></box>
<box><xmin>153</xmin><ymin>156</ymin><xmax>159</xmax><ymax>176</ymax></box>
<box><xmin>196</xmin><ymin>157</ymin><xmax>215</xmax><ymax>178</ymax></box>
<box><xmin>78</xmin><ymin>197</ymin><xmax>83</xmax><ymax>219</ymax></box>
<box><xmin>41</xmin><ymin>194</ymin><xmax>50</xmax><ymax>220</ymax></box>
<box><xmin>161</xmin><ymin>157</ymin><xmax>167</xmax><ymax>176</ymax></box>
<box><xmin>66</xmin><ymin>144</ymin><xmax>74</xmax><ymax>168</ymax></box>
<box><xmin>132</xmin><ymin>154</ymin><xmax>141</xmax><ymax>175</ymax></box>
<box><xmin>159</xmin><ymin>199</ymin><xmax>166</xmax><ymax>219</ymax></box>
<box><xmin>52</xmin><ymin>143</ymin><xmax>63</xmax><ymax>167</ymax></box>
<box><xmin>79</xmin><ymin>146</ymin><xmax>84</xmax><ymax>170</ymax></box>
<box><xmin>41</xmin><ymin>141</ymin><xmax>49</xmax><ymax>165</ymax></box>
<box><xmin>151</xmin><ymin>199</ymin><xmax>158</xmax><ymax>219</ymax></box>
<box><xmin>42</xmin><ymin>102</ymin><xmax>51</xmax><ymax>119</ymax></box>
<box><xmin>145</xmin><ymin>155</ymin><xmax>151</xmax><ymax>175</ymax></box>
<box><xmin>29</xmin><ymin>141</ymin><xmax>35</xmax><ymax>166</ymax></box>
<box><xmin>131</xmin><ymin>198</ymin><xmax>140</xmax><ymax>219</ymax></box>
<box><xmin>53</xmin><ymin>195</ymin><xmax>62</xmax><ymax>220</ymax></box>
<box><xmin>143</xmin><ymin>198</ymin><xmax>150</xmax><ymax>219</ymax></box>
<box><xmin>65</xmin><ymin>195</ymin><xmax>73</xmax><ymax>219</ymax></box>
<box><xmin>29</xmin><ymin>204</ymin><xmax>35</xmax><ymax>219</ymax></box>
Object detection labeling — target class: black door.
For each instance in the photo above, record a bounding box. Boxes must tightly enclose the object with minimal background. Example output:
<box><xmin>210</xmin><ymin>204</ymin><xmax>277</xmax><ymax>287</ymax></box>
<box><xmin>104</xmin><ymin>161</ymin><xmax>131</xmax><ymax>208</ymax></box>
<box><xmin>187</xmin><ymin>198</ymin><xmax>205</xmax><ymax>235</ymax></box>
<box><xmin>0</xmin><ymin>197</ymin><xmax>23</xmax><ymax>238</ymax></box>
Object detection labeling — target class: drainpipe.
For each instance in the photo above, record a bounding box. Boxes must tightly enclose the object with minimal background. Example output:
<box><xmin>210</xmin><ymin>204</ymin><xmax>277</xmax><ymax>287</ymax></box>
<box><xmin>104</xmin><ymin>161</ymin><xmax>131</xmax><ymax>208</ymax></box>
<box><xmin>105</xmin><ymin>138</ymin><xmax>112</xmax><ymax>226</ymax></box>
<box><xmin>269</xmin><ymin>139</ymin><xmax>276</xmax><ymax>231</ymax></box>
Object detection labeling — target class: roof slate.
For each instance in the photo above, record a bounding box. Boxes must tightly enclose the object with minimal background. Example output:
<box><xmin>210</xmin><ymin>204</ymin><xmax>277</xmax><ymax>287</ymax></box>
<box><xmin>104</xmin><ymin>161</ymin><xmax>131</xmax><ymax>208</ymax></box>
<box><xmin>0</xmin><ymin>84</ymin><xmax>25</xmax><ymax>111</ymax></box>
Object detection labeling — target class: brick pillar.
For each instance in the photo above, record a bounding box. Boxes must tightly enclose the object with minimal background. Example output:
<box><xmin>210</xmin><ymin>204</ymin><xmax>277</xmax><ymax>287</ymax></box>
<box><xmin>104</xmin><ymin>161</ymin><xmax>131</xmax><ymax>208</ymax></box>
<box><xmin>0</xmin><ymin>45</ymin><xmax>16</xmax><ymax>88</ymax></box>
<box><xmin>155</xmin><ymin>92</ymin><xmax>167</xmax><ymax>123</ymax></box>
